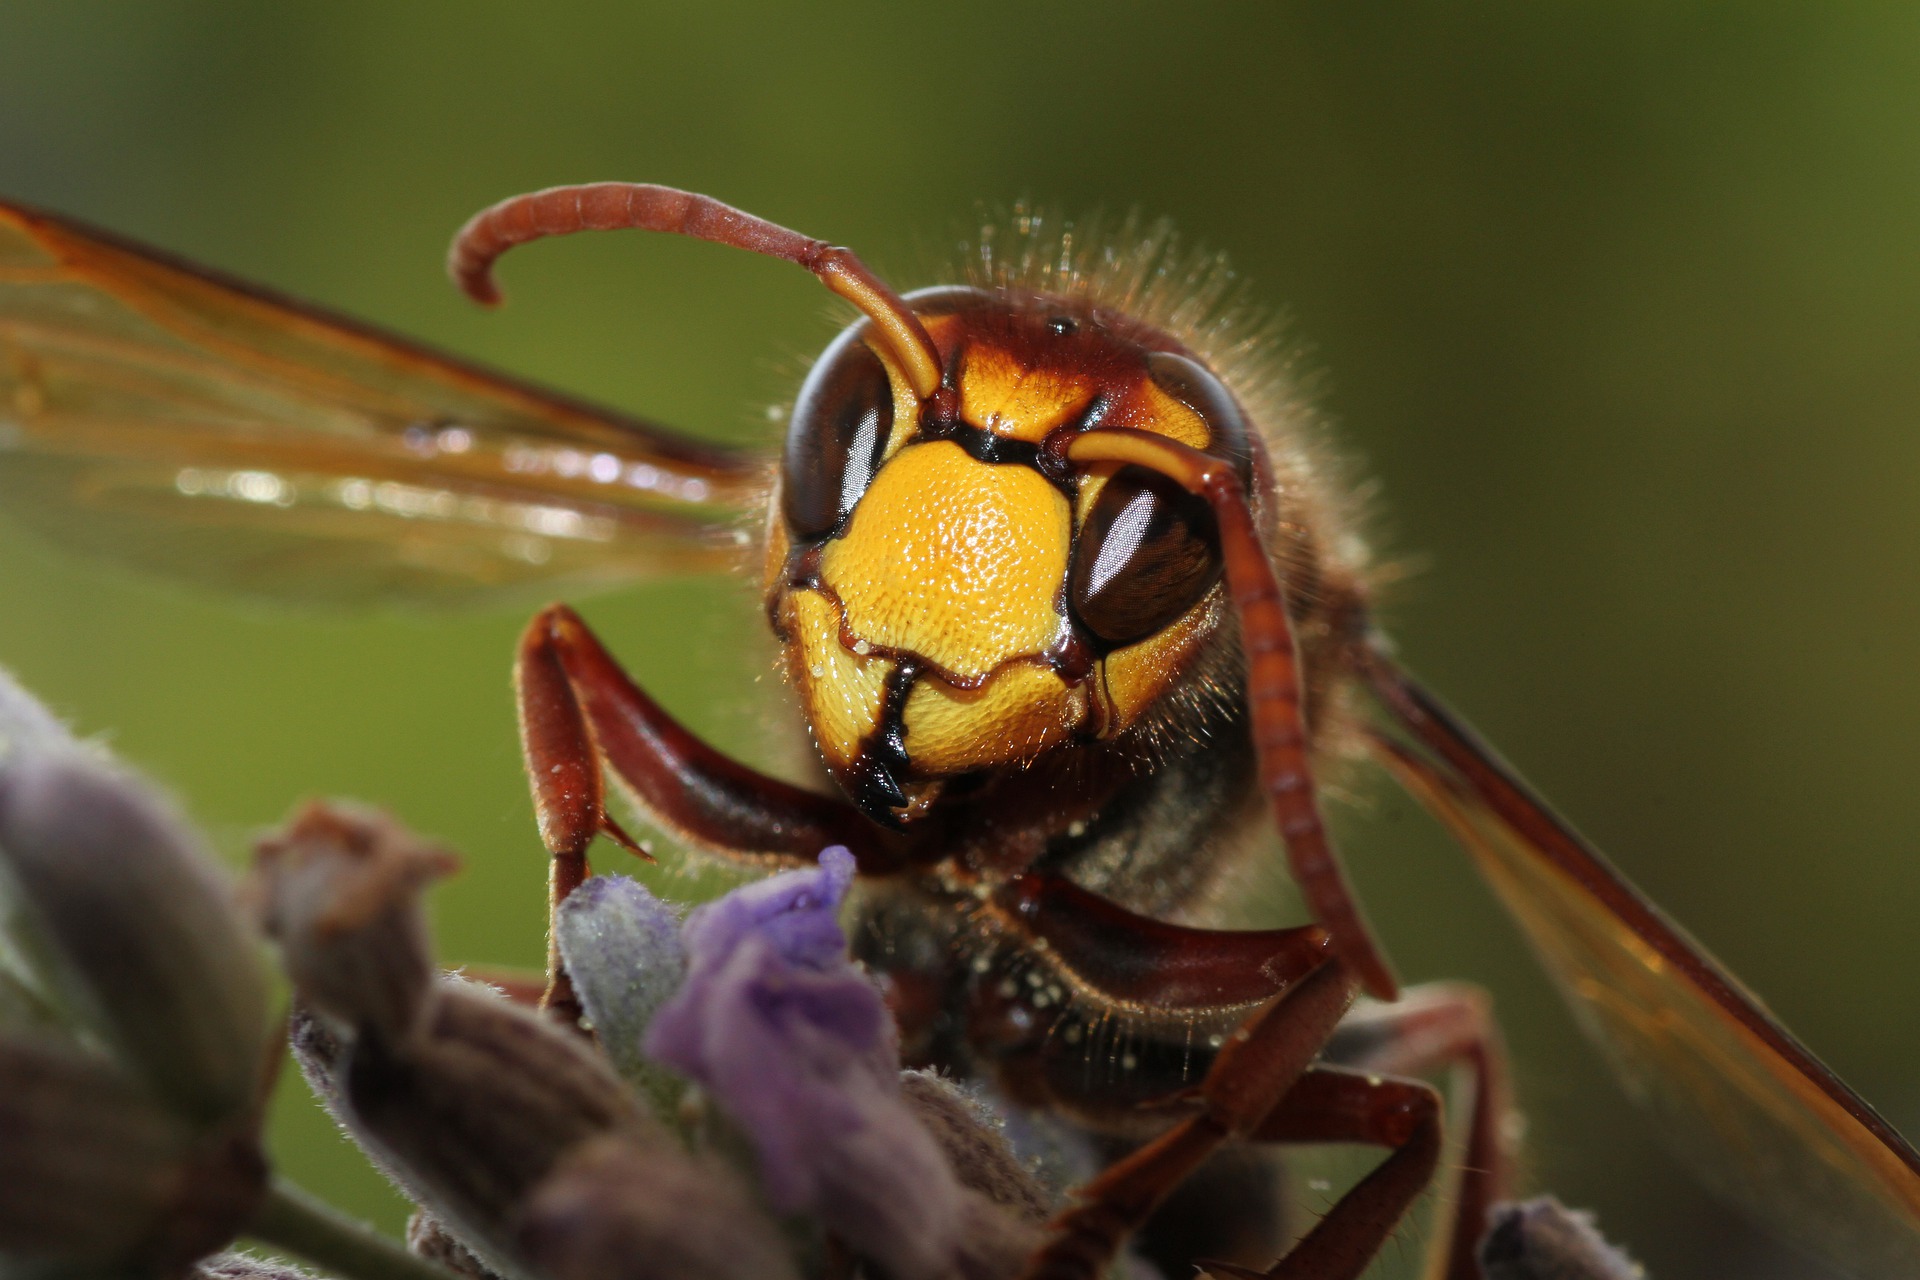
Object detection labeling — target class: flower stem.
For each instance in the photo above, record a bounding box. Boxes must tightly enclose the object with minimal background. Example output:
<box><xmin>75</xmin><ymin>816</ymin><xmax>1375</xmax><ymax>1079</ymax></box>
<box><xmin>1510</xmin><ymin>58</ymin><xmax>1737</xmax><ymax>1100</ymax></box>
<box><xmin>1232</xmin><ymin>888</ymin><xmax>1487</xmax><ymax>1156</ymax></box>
<box><xmin>245</xmin><ymin>1177</ymin><xmax>457</xmax><ymax>1280</ymax></box>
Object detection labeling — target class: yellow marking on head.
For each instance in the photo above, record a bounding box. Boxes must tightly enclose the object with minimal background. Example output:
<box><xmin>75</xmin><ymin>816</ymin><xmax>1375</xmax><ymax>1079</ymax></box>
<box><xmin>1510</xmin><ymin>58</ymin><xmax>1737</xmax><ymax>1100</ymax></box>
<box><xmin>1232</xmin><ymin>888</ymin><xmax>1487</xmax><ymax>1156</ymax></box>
<box><xmin>1129</xmin><ymin>379</ymin><xmax>1212</xmax><ymax>451</ymax></box>
<box><xmin>781</xmin><ymin>588</ymin><xmax>891</xmax><ymax>771</ymax></box>
<box><xmin>821</xmin><ymin>441</ymin><xmax>1070</xmax><ymax>680</ymax></box>
<box><xmin>958</xmin><ymin>342</ymin><xmax>1099</xmax><ymax>443</ymax></box>
<box><xmin>901</xmin><ymin>662</ymin><xmax>1085</xmax><ymax>774</ymax></box>
<box><xmin>1073</xmin><ymin>380</ymin><xmax>1215</xmax><ymax>524</ymax></box>
<box><xmin>862</xmin><ymin>330</ymin><xmax>924</xmax><ymax>461</ymax></box>
<box><xmin>1099</xmin><ymin>594</ymin><xmax>1219</xmax><ymax>734</ymax></box>
<box><xmin>762</xmin><ymin>511</ymin><xmax>791</xmax><ymax>597</ymax></box>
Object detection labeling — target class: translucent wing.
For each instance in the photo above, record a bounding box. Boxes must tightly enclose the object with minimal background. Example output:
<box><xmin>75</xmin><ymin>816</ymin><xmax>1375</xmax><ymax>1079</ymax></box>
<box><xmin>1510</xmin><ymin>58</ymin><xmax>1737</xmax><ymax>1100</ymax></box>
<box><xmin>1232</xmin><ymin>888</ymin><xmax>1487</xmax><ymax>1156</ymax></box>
<box><xmin>0</xmin><ymin>200</ymin><xmax>768</xmax><ymax>606</ymax></box>
<box><xmin>1362</xmin><ymin>649</ymin><xmax>1920</xmax><ymax>1280</ymax></box>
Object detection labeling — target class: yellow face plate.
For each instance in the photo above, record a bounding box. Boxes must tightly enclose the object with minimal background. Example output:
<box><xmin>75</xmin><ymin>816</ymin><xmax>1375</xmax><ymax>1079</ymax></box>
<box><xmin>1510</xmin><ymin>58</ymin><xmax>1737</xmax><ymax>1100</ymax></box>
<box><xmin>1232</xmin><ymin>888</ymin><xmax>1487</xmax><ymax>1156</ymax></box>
<box><xmin>820</xmin><ymin>440</ymin><xmax>1070</xmax><ymax>681</ymax></box>
<box><xmin>901</xmin><ymin>661</ymin><xmax>1084</xmax><ymax>773</ymax></box>
<box><xmin>780</xmin><ymin>587</ymin><xmax>891</xmax><ymax>772</ymax></box>
<box><xmin>768</xmin><ymin>295</ymin><xmax>1244</xmax><ymax>805</ymax></box>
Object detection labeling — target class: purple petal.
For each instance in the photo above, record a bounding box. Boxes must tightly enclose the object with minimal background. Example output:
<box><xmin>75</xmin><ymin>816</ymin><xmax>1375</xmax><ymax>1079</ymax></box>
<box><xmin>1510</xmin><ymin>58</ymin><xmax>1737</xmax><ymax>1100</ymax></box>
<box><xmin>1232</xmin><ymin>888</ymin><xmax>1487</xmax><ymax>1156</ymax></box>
<box><xmin>676</xmin><ymin>846</ymin><xmax>856</xmax><ymax>974</ymax></box>
<box><xmin>643</xmin><ymin>848</ymin><xmax>962</xmax><ymax>1279</ymax></box>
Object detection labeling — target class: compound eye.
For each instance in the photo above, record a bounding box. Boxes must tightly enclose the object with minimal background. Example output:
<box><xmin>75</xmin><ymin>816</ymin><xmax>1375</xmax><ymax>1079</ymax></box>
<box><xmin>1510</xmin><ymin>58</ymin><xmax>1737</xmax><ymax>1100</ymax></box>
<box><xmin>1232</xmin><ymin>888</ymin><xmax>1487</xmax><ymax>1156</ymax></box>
<box><xmin>1145</xmin><ymin>350</ymin><xmax>1254</xmax><ymax>483</ymax></box>
<box><xmin>782</xmin><ymin>327</ymin><xmax>895</xmax><ymax>540</ymax></box>
<box><xmin>1069</xmin><ymin>465</ymin><xmax>1223</xmax><ymax>648</ymax></box>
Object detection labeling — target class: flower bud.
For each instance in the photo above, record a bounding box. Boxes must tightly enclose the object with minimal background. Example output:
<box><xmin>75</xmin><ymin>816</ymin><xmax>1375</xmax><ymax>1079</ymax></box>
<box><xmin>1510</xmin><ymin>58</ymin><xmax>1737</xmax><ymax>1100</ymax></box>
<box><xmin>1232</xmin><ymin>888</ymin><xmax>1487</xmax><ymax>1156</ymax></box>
<box><xmin>895</xmin><ymin>1075</ymin><xmax>1051</xmax><ymax>1280</ymax></box>
<box><xmin>0</xmin><ymin>1033</ymin><xmax>266</xmax><ymax>1274</ymax></box>
<box><xmin>323</xmin><ymin>980</ymin><xmax>659</xmax><ymax>1275</ymax></box>
<box><xmin>517</xmin><ymin>1135</ymin><xmax>798</xmax><ymax>1280</ymax></box>
<box><xmin>0</xmin><ymin>754</ymin><xmax>271</xmax><ymax>1128</ymax></box>
<box><xmin>899</xmin><ymin>1072</ymin><xmax>1051</xmax><ymax>1225</ymax></box>
<box><xmin>1480</xmin><ymin>1198</ymin><xmax>1643</xmax><ymax>1280</ymax></box>
<box><xmin>407</xmin><ymin>1212</ymin><xmax>508</xmax><ymax>1280</ymax></box>
<box><xmin>0</xmin><ymin>664</ymin><xmax>77</xmax><ymax>763</ymax></box>
<box><xmin>254</xmin><ymin>802</ymin><xmax>458</xmax><ymax>1046</ymax></box>
<box><xmin>554</xmin><ymin>874</ymin><xmax>686</xmax><ymax>1105</ymax></box>
<box><xmin>194</xmin><ymin>1252</ymin><xmax>331</xmax><ymax>1280</ymax></box>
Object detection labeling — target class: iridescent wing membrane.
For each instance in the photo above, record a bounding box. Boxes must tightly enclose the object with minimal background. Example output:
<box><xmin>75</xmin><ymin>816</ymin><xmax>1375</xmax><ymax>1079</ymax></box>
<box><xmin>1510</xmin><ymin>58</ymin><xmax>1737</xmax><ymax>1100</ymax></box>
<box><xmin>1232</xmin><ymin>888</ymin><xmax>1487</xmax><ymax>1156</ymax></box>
<box><xmin>0</xmin><ymin>201</ymin><xmax>766</xmax><ymax>606</ymax></box>
<box><xmin>1363</xmin><ymin>652</ymin><xmax>1920</xmax><ymax>1279</ymax></box>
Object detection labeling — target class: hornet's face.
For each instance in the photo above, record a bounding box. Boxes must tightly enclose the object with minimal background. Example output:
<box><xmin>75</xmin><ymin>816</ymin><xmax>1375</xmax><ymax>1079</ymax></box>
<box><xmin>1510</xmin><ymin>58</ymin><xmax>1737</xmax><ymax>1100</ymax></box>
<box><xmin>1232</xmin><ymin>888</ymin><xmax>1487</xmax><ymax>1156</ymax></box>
<box><xmin>765</xmin><ymin>287</ymin><xmax>1257</xmax><ymax>825</ymax></box>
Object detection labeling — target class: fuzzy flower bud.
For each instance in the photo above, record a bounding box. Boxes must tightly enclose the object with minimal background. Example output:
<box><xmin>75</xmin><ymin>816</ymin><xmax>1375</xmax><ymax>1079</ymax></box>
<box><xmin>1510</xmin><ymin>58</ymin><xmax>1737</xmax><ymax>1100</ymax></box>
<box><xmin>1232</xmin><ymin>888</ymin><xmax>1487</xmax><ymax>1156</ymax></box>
<box><xmin>899</xmin><ymin>1072</ymin><xmax>1052</xmax><ymax>1225</ymax></box>
<box><xmin>0</xmin><ymin>673</ymin><xmax>274</xmax><ymax>1278</ymax></box>
<box><xmin>261</xmin><ymin>800</ymin><xmax>677</xmax><ymax>1277</ymax></box>
<box><xmin>298</xmin><ymin>978</ymin><xmax>660</xmax><ymax>1277</ymax></box>
<box><xmin>518</xmin><ymin>1134</ymin><xmax>799</xmax><ymax>1280</ymax></box>
<box><xmin>0</xmin><ymin>1032</ymin><xmax>265</xmax><ymax>1274</ymax></box>
<box><xmin>1480</xmin><ymin>1198</ymin><xmax>1645</xmax><ymax>1280</ymax></box>
<box><xmin>0</xmin><ymin>751</ymin><xmax>272</xmax><ymax>1130</ymax></box>
<box><xmin>193</xmin><ymin>1253</ymin><xmax>333</xmax><ymax>1280</ymax></box>
<box><xmin>0</xmin><ymin>664</ymin><xmax>76</xmax><ymax>763</ymax></box>
<box><xmin>407</xmin><ymin>1212</ymin><xmax>509</xmax><ymax>1280</ymax></box>
<box><xmin>260</xmin><ymin>803</ymin><xmax>660</xmax><ymax>1273</ymax></box>
<box><xmin>553</xmin><ymin>874</ymin><xmax>686</xmax><ymax>1106</ymax></box>
<box><xmin>261</xmin><ymin>798</ymin><xmax>687</xmax><ymax>1280</ymax></box>
<box><xmin>255</xmin><ymin>802</ymin><xmax>458</xmax><ymax>1045</ymax></box>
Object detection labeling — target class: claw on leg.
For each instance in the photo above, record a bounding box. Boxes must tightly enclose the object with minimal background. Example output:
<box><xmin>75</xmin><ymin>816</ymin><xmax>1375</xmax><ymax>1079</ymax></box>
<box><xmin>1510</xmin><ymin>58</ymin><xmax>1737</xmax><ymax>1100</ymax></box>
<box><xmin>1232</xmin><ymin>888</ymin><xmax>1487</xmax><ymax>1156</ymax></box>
<box><xmin>513</xmin><ymin>602</ymin><xmax>901</xmax><ymax>1017</ymax></box>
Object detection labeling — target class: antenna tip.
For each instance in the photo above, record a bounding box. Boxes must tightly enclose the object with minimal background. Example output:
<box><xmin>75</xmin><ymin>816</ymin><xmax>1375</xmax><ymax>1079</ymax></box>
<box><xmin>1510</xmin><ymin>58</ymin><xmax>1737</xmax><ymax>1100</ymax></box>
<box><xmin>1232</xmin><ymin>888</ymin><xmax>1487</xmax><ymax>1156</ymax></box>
<box><xmin>447</xmin><ymin>255</ymin><xmax>504</xmax><ymax>308</ymax></box>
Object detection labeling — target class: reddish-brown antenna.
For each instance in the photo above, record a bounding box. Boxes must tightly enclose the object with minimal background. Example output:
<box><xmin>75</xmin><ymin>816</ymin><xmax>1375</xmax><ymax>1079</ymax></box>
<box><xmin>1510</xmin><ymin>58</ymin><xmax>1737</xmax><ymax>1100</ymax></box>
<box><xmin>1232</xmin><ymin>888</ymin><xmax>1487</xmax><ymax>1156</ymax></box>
<box><xmin>1065</xmin><ymin>427</ymin><xmax>1398</xmax><ymax>1000</ymax></box>
<box><xmin>448</xmin><ymin>183</ymin><xmax>943</xmax><ymax>399</ymax></box>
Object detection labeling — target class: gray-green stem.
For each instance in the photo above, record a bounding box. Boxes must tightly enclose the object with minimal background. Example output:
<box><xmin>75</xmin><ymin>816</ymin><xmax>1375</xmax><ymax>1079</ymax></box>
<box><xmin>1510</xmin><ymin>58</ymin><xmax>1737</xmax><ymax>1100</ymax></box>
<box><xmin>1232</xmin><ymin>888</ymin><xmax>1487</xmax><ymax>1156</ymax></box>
<box><xmin>245</xmin><ymin>1178</ymin><xmax>459</xmax><ymax>1280</ymax></box>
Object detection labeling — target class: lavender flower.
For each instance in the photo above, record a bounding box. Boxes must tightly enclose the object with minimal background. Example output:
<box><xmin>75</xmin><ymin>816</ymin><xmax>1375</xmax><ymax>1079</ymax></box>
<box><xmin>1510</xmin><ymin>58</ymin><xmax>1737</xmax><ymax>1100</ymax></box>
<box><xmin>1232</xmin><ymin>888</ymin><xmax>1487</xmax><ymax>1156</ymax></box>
<box><xmin>554</xmin><ymin>873</ymin><xmax>686</xmax><ymax>1104</ymax></box>
<box><xmin>518</xmin><ymin>1135</ymin><xmax>800</xmax><ymax>1280</ymax></box>
<box><xmin>255</xmin><ymin>802</ymin><xmax>460</xmax><ymax>1046</ymax></box>
<box><xmin>0</xmin><ymin>669</ymin><xmax>273</xmax><ymax>1276</ymax></box>
<box><xmin>259</xmin><ymin>804</ymin><xmax>663</xmax><ymax>1280</ymax></box>
<box><xmin>644</xmin><ymin>847</ymin><xmax>968</xmax><ymax>1280</ymax></box>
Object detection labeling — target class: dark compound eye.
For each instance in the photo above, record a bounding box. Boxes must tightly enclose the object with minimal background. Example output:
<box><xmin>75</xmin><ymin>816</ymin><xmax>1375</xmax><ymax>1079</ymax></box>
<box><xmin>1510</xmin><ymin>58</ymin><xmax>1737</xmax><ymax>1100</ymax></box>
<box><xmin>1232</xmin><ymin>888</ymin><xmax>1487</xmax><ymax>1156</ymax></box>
<box><xmin>1069</xmin><ymin>465</ymin><xmax>1223</xmax><ymax>648</ymax></box>
<box><xmin>782</xmin><ymin>326</ymin><xmax>896</xmax><ymax>540</ymax></box>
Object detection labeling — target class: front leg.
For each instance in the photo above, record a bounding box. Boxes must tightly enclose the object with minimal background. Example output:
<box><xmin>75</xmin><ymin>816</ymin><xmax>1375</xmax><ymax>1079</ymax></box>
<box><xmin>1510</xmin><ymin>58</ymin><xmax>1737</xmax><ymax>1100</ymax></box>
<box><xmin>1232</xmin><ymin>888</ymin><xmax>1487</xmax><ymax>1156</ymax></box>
<box><xmin>1209</xmin><ymin>1067</ymin><xmax>1447</xmax><ymax>1280</ymax></box>
<box><xmin>515</xmin><ymin>603</ymin><xmax>903</xmax><ymax>1011</ymax></box>
<box><xmin>1018</xmin><ymin>961</ymin><xmax>1360</xmax><ymax>1280</ymax></box>
<box><xmin>1323</xmin><ymin>985</ymin><xmax>1511</xmax><ymax>1280</ymax></box>
<box><xmin>955</xmin><ymin>875</ymin><xmax>1352</xmax><ymax>1277</ymax></box>
<box><xmin>970</xmin><ymin>879</ymin><xmax>1504</xmax><ymax>1280</ymax></box>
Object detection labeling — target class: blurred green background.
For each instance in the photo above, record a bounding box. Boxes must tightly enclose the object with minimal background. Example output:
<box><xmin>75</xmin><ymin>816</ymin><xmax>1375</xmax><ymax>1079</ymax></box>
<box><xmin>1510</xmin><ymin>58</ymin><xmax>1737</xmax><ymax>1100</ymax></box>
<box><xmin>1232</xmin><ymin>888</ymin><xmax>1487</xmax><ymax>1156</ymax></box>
<box><xmin>4</xmin><ymin>4</ymin><xmax>1920</xmax><ymax>1276</ymax></box>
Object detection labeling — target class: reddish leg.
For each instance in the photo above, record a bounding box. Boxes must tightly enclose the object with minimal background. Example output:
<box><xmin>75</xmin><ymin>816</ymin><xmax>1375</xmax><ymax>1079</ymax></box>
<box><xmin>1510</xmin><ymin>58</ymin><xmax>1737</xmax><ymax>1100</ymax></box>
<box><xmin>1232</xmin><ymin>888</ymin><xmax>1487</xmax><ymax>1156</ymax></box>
<box><xmin>515</xmin><ymin>603</ymin><xmax>901</xmax><ymax>1009</ymax></box>
<box><xmin>962</xmin><ymin>873</ymin><xmax>1337</xmax><ymax>1123</ymax></box>
<box><xmin>1205</xmin><ymin>1067</ymin><xmax>1445</xmax><ymax>1280</ymax></box>
<box><xmin>997</xmin><ymin>872</ymin><xmax>1336</xmax><ymax>1009</ymax></box>
<box><xmin>1202</xmin><ymin>987</ymin><xmax>1510</xmax><ymax>1280</ymax></box>
<box><xmin>1017</xmin><ymin>960</ymin><xmax>1359</xmax><ymax>1280</ymax></box>
<box><xmin>977</xmin><ymin>883</ymin><xmax>1505</xmax><ymax>1280</ymax></box>
<box><xmin>1324</xmin><ymin>984</ymin><xmax>1511</xmax><ymax>1280</ymax></box>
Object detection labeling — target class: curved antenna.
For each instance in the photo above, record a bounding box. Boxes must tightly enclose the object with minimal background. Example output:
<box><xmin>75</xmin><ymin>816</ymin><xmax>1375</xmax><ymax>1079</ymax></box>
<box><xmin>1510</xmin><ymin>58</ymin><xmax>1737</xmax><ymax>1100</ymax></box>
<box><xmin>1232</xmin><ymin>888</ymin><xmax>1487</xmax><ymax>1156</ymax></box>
<box><xmin>448</xmin><ymin>183</ymin><xmax>943</xmax><ymax>399</ymax></box>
